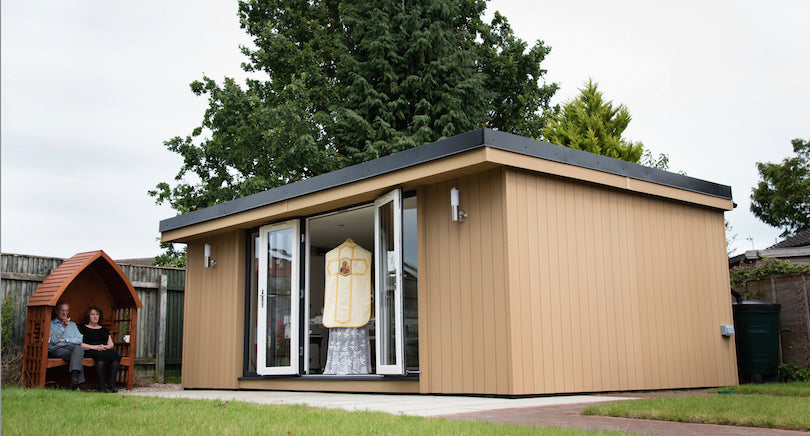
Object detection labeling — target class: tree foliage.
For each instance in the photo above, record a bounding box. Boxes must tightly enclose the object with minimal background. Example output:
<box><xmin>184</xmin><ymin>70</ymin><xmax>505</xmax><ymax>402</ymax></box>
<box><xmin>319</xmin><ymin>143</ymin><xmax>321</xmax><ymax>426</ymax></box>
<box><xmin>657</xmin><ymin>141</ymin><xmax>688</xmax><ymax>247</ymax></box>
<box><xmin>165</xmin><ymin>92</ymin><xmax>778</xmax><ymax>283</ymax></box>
<box><xmin>150</xmin><ymin>0</ymin><xmax>558</xmax><ymax>214</ymax></box>
<box><xmin>542</xmin><ymin>79</ymin><xmax>658</xmax><ymax>166</ymax></box>
<box><xmin>152</xmin><ymin>242</ymin><xmax>186</xmax><ymax>268</ymax></box>
<box><xmin>2</xmin><ymin>291</ymin><xmax>18</xmax><ymax>354</ymax></box>
<box><xmin>750</xmin><ymin>138</ymin><xmax>810</xmax><ymax>237</ymax></box>
<box><xmin>332</xmin><ymin>0</ymin><xmax>490</xmax><ymax>162</ymax></box>
<box><xmin>730</xmin><ymin>257</ymin><xmax>809</xmax><ymax>291</ymax></box>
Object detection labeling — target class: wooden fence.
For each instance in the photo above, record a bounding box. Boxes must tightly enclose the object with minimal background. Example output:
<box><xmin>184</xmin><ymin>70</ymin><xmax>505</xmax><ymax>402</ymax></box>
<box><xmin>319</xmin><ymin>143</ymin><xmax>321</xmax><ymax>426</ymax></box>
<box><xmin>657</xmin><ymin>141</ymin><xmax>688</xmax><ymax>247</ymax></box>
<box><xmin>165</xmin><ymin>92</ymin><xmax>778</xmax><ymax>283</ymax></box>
<box><xmin>1</xmin><ymin>253</ymin><xmax>185</xmax><ymax>382</ymax></box>
<box><xmin>737</xmin><ymin>273</ymin><xmax>810</xmax><ymax>369</ymax></box>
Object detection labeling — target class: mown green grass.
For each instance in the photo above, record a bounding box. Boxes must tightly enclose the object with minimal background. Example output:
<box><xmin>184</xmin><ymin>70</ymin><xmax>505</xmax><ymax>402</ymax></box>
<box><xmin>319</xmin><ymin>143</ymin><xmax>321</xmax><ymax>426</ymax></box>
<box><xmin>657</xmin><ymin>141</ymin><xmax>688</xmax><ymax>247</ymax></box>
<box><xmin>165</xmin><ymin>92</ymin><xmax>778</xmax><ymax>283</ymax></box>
<box><xmin>582</xmin><ymin>383</ymin><xmax>810</xmax><ymax>431</ymax></box>
<box><xmin>715</xmin><ymin>381</ymin><xmax>810</xmax><ymax>396</ymax></box>
<box><xmin>1</xmin><ymin>388</ymin><xmax>624</xmax><ymax>436</ymax></box>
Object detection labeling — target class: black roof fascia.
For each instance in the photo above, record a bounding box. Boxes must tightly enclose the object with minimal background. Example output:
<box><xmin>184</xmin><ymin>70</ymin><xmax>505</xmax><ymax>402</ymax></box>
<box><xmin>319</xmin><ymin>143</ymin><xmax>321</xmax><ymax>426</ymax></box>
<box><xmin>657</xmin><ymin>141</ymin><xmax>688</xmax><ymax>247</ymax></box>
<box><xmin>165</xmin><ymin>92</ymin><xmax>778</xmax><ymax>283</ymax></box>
<box><xmin>159</xmin><ymin>128</ymin><xmax>732</xmax><ymax>233</ymax></box>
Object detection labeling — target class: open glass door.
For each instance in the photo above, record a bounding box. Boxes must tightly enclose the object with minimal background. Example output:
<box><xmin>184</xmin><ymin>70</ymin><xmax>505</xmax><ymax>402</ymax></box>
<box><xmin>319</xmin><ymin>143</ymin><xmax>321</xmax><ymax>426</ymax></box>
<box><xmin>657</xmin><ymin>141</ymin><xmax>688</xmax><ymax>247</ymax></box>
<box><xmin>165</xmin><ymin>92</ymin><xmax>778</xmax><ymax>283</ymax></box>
<box><xmin>374</xmin><ymin>189</ymin><xmax>404</xmax><ymax>375</ymax></box>
<box><xmin>257</xmin><ymin>219</ymin><xmax>300</xmax><ymax>375</ymax></box>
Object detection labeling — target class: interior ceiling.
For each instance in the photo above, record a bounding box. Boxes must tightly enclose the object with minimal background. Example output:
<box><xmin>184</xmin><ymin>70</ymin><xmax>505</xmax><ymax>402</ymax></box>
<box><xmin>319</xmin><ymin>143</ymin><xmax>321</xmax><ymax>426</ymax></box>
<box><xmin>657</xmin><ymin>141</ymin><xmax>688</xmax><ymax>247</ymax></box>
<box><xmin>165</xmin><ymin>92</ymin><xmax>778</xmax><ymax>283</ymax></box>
<box><xmin>309</xmin><ymin>205</ymin><xmax>375</xmax><ymax>252</ymax></box>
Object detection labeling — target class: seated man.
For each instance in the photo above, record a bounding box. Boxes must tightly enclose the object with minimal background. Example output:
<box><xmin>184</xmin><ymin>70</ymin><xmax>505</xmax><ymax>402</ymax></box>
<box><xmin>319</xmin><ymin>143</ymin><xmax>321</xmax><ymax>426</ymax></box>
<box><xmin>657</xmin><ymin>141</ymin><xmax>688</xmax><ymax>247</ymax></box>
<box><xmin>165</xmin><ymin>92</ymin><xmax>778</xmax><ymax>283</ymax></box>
<box><xmin>48</xmin><ymin>302</ymin><xmax>85</xmax><ymax>389</ymax></box>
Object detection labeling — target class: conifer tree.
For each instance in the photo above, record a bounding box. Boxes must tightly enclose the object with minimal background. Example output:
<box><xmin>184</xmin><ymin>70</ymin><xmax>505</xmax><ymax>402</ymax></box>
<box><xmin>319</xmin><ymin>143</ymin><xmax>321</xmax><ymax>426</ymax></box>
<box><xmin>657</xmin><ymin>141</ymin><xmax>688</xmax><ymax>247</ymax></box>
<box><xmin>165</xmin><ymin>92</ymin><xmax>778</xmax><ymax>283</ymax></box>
<box><xmin>151</xmin><ymin>0</ymin><xmax>558</xmax><ymax>214</ymax></box>
<box><xmin>542</xmin><ymin>79</ymin><xmax>644</xmax><ymax>162</ymax></box>
<box><xmin>332</xmin><ymin>0</ymin><xmax>492</xmax><ymax>163</ymax></box>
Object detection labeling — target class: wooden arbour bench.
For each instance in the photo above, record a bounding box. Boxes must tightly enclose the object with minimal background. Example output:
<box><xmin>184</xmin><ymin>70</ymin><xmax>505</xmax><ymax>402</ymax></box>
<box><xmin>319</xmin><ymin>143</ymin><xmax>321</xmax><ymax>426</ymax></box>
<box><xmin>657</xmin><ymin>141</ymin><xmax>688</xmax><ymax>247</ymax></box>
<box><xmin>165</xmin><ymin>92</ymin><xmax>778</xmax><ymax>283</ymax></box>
<box><xmin>47</xmin><ymin>356</ymin><xmax>133</xmax><ymax>369</ymax></box>
<box><xmin>23</xmin><ymin>250</ymin><xmax>142</xmax><ymax>390</ymax></box>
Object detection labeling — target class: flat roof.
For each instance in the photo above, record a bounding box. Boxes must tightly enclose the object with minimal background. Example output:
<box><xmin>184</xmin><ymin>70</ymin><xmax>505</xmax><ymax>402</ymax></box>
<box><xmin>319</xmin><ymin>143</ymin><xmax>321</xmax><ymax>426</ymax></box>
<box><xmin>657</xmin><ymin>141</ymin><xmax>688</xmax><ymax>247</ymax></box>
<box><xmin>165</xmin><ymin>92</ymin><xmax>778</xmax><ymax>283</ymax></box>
<box><xmin>159</xmin><ymin>128</ymin><xmax>733</xmax><ymax>233</ymax></box>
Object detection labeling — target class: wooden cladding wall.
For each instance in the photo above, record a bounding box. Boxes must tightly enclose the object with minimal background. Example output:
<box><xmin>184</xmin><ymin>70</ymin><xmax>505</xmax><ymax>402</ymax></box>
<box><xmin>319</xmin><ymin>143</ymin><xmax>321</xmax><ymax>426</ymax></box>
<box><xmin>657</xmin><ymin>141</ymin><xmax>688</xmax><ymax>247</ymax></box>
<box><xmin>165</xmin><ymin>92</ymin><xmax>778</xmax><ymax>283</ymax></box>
<box><xmin>181</xmin><ymin>231</ymin><xmax>245</xmax><ymax>389</ymax></box>
<box><xmin>502</xmin><ymin>169</ymin><xmax>738</xmax><ymax>395</ymax></box>
<box><xmin>418</xmin><ymin>168</ymin><xmax>513</xmax><ymax>395</ymax></box>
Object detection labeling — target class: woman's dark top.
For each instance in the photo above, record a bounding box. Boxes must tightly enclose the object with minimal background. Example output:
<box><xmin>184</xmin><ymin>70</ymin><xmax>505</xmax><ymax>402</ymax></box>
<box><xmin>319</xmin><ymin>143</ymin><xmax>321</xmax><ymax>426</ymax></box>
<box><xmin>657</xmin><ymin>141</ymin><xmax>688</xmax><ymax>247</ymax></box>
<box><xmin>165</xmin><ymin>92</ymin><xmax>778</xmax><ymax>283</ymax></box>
<box><xmin>79</xmin><ymin>325</ymin><xmax>121</xmax><ymax>361</ymax></box>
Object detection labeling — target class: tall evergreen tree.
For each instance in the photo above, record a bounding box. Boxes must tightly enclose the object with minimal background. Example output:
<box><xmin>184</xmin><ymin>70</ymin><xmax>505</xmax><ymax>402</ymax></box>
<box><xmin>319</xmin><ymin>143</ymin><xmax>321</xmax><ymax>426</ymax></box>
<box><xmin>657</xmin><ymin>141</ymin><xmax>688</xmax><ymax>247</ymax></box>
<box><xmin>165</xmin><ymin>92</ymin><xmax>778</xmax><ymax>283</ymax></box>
<box><xmin>332</xmin><ymin>0</ymin><xmax>492</xmax><ymax>163</ymax></box>
<box><xmin>542</xmin><ymin>79</ymin><xmax>644</xmax><ymax>163</ymax></box>
<box><xmin>478</xmin><ymin>12</ymin><xmax>557</xmax><ymax>139</ymax></box>
<box><xmin>151</xmin><ymin>0</ymin><xmax>557</xmax><ymax>214</ymax></box>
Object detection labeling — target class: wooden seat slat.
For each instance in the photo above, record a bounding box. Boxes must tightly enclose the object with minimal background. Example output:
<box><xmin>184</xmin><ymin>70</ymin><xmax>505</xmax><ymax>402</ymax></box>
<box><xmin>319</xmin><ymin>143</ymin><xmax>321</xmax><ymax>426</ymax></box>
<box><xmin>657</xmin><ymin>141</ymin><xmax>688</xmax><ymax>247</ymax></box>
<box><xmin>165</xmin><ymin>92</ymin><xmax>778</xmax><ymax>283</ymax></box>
<box><xmin>46</xmin><ymin>356</ymin><xmax>132</xmax><ymax>369</ymax></box>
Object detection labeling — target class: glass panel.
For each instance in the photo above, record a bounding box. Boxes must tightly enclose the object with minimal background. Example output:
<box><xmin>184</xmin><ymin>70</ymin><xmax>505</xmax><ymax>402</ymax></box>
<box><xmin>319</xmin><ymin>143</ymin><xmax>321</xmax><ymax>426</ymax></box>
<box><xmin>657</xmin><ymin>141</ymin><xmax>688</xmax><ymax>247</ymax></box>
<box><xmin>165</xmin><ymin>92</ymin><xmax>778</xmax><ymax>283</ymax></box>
<box><xmin>248</xmin><ymin>231</ymin><xmax>259</xmax><ymax>373</ymax></box>
<box><xmin>377</xmin><ymin>200</ymin><xmax>396</xmax><ymax>366</ymax></box>
<box><xmin>375</xmin><ymin>188</ymin><xmax>403</xmax><ymax>374</ymax></box>
<box><xmin>266</xmin><ymin>227</ymin><xmax>294</xmax><ymax>368</ymax></box>
<box><xmin>402</xmin><ymin>195</ymin><xmax>419</xmax><ymax>369</ymax></box>
<box><xmin>257</xmin><ymin>219</ymin><xmax>299</xmax><ymax>375</ymax></box>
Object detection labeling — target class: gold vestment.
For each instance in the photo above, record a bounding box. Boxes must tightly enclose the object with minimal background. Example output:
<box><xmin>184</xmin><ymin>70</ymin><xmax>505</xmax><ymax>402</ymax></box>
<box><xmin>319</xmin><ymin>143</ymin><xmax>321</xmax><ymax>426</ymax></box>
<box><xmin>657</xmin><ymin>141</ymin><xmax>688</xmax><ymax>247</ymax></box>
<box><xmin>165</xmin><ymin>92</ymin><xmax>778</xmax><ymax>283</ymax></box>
<box><xmin>323</xmin><ymin>239</ymin><xmax>371</xmax><ymax>328</ymax></box>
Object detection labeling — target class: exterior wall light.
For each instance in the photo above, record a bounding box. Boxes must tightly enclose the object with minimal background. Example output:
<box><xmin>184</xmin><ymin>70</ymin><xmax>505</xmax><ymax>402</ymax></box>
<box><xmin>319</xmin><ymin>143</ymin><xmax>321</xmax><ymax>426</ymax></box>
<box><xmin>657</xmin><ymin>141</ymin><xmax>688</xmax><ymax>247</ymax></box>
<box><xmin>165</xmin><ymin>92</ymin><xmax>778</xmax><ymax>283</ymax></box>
<box><xmin>204</xmin><ymin>243</ymin><xmax>215</xmax><ymax>268</ymax></box>
<box><xmin>450</xmin><ymin>187</ymin><xmax>467</xmax><ymax>222</ymax></box>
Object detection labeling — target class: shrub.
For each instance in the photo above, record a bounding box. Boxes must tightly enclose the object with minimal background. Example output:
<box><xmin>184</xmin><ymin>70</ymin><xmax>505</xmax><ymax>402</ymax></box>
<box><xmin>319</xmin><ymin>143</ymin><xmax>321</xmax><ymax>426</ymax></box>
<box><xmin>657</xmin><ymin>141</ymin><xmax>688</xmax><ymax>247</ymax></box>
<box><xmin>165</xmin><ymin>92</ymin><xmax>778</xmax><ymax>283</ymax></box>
<box><xmin>1</xmin><ymin>292</ymin><xmax>23</xmax><ymax>386</ymax></box>
<box><xmin>730</xmin><ymin>257</ymin><xmax>810</xmax><ymax>295</ymax></box>
<box><xmin>1</xmin><ymin>345</ymin><xmax>23</xmax><ymax>386</ymax></box>
<box><xmin>2</xmin><ymin>291</ymin><xmax>18</xmax><ymax>354</ymax></box>
<box><xmin>780</xmin><ymin>362</ymin><xmax>810</xmax><ymax>383</ymax></box>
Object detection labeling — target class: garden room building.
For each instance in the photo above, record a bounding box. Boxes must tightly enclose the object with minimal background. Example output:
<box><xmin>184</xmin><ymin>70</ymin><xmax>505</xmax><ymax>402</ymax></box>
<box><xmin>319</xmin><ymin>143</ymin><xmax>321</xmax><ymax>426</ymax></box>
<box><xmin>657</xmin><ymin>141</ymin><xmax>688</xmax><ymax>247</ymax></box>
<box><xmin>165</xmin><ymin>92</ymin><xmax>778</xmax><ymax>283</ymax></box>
<box><xmin>159</xmin><ymin>128</ymin><xmax>739</xmax><ymax>396</ymax></box>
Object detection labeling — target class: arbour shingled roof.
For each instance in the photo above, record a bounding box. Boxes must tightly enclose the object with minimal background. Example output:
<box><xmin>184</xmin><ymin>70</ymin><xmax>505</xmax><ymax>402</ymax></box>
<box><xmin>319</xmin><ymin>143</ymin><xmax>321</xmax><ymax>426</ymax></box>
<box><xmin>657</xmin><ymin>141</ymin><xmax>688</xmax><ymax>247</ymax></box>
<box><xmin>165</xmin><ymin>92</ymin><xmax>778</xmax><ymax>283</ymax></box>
<box><xmin>26</xmin><ymin>250</ymin><xmax>142</xmax><ymax>309</ymax></box>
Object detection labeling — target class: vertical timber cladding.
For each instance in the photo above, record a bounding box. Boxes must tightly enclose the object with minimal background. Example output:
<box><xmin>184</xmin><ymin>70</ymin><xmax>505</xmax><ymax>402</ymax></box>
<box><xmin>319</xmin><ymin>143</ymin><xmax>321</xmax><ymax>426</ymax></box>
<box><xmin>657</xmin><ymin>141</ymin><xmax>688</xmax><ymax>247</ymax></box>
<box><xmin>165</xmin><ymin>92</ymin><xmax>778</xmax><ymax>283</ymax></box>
<box><xmin>503</xmin><ymin>168</ymin><xmax>738</xmax><ymax>395</ymax></box>
<box><xmin>181</xmin><ymin>231</ymin><xmax>246</xmax><ymax>389</ymax></box>
<box><xmin>419</xmin><ymin>168</ymin><xmax>512</xmax><ymax>395</ymax></box>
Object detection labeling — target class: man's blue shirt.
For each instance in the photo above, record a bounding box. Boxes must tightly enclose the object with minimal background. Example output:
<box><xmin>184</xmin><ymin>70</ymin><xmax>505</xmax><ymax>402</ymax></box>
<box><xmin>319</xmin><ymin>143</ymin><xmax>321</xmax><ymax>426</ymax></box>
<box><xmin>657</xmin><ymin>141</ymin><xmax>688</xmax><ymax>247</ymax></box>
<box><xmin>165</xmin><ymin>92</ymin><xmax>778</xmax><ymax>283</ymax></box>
<box><xmin>49</xmin><ymin>318</ymin><xmax>82</xmax><ymax>350</ymax></box>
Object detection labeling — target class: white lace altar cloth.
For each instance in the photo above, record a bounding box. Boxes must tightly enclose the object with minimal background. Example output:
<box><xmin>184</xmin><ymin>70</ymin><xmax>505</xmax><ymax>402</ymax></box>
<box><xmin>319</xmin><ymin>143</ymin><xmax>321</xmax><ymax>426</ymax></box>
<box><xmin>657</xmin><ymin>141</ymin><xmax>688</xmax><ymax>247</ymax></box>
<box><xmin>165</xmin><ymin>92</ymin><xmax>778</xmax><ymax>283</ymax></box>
<box><xmin>322</xmin><ymin>327</ymin><xmax>371</xmax><ymax>374</ymax></box>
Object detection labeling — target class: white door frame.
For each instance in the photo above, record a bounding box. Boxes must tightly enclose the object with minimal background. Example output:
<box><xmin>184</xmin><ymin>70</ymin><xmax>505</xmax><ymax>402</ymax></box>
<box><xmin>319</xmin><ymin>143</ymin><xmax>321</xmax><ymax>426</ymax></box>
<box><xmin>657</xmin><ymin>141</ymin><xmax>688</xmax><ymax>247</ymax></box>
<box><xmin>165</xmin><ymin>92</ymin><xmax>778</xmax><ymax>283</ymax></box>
<box><xmin>256</xmin><ymin>219</ymin><xmax>300</xmax><ymax>375</ymax></box>
<box><xmin>374</xmin><ymin>188</ymin><xmax>405</xmax><ymax>375</ymax></box>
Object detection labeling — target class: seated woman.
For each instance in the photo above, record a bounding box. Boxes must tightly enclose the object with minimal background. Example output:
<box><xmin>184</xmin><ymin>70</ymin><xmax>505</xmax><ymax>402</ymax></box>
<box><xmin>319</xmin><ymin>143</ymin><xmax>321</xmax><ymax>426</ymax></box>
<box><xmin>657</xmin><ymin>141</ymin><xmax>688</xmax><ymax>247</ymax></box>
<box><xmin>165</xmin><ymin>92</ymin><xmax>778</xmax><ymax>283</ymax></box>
<box><xmin>79</xmin><ymin>306</ymin><xmax>121</xmax><ymax>393</ymax></box>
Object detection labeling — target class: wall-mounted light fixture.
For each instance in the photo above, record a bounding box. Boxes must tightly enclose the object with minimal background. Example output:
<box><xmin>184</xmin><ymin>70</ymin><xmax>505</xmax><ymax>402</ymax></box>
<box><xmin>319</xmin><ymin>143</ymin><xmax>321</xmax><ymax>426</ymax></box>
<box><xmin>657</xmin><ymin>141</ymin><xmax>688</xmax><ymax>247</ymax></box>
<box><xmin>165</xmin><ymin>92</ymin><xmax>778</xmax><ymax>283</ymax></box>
<box><xmin>204</xmin><ymin>243</ymin><xmax>216</xmax><ymax>268</ymax></box>
<box><xmin>450</xmin><ymin>187</ymin><xmax>467</xmax><ymax>222</ymax></box>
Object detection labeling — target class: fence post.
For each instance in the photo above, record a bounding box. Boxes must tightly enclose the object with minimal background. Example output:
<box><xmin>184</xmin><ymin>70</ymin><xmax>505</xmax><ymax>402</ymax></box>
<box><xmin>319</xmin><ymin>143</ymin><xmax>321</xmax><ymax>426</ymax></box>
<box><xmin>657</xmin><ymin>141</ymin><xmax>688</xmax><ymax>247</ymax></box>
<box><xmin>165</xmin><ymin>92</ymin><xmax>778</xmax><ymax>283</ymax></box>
<box><xmin>156</xmin><ymin>274</ymin><xmax>168</xmax><ymax>383</ymax></box>
<box><xmin>801</xmin><ymin>274</ymin><xmax>810</xmax><ymax>364</ymax></box>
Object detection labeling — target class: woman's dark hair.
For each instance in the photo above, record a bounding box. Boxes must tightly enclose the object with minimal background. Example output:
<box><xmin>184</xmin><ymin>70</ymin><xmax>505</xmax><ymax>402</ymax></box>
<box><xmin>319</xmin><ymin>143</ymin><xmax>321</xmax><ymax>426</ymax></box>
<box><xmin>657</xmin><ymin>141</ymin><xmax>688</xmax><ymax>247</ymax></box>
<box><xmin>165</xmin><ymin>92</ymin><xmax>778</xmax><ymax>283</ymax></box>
<box><xmin>83</xmin><ymin>305</ymin><xmax>104</xmax><ymax>325</ymax></box>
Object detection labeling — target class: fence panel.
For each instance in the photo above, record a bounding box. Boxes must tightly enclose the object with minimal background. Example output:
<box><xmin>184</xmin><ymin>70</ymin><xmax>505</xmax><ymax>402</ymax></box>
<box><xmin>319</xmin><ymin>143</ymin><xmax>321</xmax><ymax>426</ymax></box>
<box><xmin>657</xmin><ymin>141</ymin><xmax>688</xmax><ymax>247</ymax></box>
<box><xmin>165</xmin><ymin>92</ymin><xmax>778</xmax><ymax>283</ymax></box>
<box><xmin>1</xmin><ymin>253</ymin><xmax>185</xmax><ymax>381</ymax></box>
<box><xmin>135</xmin><ymin>288</ymin><xmax>159</xmax><ymax>363</ymax></box>
<box><xmin>166</xmin><ymin>289</ymin><xmax>184</xmax><ymax>365</ymax></box>
<box><xmin>1</xmin><ymin>254</ymin><xmax>65</xmax><ymax>345</ymax></box>
<box><xmin>740</xmin><ymin>273</ymin><xmax>810</xmax><ymax>369</ymax></box>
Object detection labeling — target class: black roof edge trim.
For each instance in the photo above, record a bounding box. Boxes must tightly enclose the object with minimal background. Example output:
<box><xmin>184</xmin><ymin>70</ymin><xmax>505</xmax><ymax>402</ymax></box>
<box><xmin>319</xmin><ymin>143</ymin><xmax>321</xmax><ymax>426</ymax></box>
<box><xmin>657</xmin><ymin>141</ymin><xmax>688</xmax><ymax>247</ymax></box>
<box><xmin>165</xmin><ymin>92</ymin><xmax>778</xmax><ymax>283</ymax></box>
<box><xmin>487</xmin><ymin>129</ymin><xmax>732</xmax><ymax>201</ymax></box>
<box><xmin>160</xmin><ymin>128</ymin><xmax>732</xmax><ymax>233</ymax></box>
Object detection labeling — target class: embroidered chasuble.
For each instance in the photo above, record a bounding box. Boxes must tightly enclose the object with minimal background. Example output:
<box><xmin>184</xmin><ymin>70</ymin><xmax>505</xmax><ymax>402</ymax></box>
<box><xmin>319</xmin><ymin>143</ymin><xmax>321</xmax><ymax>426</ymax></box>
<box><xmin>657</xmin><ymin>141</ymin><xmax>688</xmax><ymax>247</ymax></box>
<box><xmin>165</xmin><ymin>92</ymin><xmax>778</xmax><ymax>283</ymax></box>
<box><xmin>323</xmin><ymin>239</ymin><xmax>372</xmax><ymax>328</ymax></box>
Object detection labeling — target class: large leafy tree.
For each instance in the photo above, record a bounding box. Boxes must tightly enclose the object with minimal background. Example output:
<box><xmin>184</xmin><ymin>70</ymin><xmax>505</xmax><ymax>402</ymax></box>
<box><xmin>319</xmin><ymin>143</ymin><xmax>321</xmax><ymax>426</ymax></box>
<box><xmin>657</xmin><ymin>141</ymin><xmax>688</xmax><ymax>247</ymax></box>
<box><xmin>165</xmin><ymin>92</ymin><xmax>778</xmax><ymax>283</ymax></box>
<box><xmin>750</xmin><ymin>138</ymin><xmax>810</xmax><ymax>237</ymax></box>
<box><xmin>151</xmin><ymin>0</ymin><xmax>558</xmax><ymax>214</ymax></box>
<box><xmin>542</xmin><ymin>79</ymin><xmax>649</xmax><ymax>164</ymax></box>
<box><xmin>153</xmin><ymin>242</ymin><xmax>187</xmax><ymax>268</ymax></box>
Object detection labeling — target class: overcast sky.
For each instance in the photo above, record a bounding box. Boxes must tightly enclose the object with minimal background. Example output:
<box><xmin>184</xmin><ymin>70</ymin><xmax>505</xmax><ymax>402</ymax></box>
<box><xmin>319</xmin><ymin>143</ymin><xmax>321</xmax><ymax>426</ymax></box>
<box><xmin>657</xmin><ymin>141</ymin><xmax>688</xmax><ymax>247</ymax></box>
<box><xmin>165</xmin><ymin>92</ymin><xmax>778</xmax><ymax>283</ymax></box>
<box><xmin>2</xmin><ymin>0</ymin><xmax>808</xmax><ymax>260</ymax></box>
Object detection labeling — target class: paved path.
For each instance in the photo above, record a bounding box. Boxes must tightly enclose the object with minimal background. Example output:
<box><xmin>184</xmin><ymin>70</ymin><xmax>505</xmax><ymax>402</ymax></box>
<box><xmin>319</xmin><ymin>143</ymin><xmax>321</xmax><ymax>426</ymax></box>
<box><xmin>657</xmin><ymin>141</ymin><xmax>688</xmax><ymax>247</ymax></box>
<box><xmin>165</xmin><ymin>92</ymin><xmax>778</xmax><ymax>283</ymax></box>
<box><xmin>125</xmin><ymin>389</ymin><xmax>807</xmax><ymax>435</ymax></box>
<box><xmin>442</xmin><ymin>402</ymin><xmax>808</xmax><ymax>435</ymax></box>
<box><xmin>125</xmin><ymin>389</ymin><xmax>631</xmax><ymax>416</ymax></box>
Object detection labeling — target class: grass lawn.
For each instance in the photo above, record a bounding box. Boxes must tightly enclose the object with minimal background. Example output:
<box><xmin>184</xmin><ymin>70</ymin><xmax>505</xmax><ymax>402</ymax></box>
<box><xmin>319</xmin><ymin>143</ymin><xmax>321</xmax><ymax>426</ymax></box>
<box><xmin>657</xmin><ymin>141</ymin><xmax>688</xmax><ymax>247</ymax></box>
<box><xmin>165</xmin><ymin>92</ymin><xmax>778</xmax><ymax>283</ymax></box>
<box><xmin>1</xmin><ymin>387</ymin><xmax>624</xmax><ymax>436</ymax></box>
<box><xmin>582</xmin><ymin>382</ymin><xmax>810</xmax><ymax>432</ymax></box>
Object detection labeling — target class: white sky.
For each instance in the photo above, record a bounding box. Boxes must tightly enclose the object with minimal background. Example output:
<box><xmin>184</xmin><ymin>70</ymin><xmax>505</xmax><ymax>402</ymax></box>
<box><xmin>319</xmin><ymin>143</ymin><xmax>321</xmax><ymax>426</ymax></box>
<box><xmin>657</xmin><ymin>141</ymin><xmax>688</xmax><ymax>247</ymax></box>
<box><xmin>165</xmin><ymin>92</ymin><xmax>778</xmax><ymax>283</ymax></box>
<box><xmin>2</xmin><ymin>0</ymin><xmax>808</xmax><ymax>260</ymax></box>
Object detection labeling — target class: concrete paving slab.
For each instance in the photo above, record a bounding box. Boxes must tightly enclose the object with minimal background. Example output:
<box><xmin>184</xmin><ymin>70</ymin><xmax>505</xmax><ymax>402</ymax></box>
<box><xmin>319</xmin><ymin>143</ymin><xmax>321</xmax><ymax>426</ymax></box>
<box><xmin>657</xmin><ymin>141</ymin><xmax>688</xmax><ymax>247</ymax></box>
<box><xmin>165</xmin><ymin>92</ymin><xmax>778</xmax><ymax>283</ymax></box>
<box><xmin>123</xmin><ymin>388</ymin><xmax>805</xmax><ymax>434</ymax></box>
<box><xmin>124</xmin><ymin>390</ymin><xmax>636</xmax><ymax>416</ymax></box>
